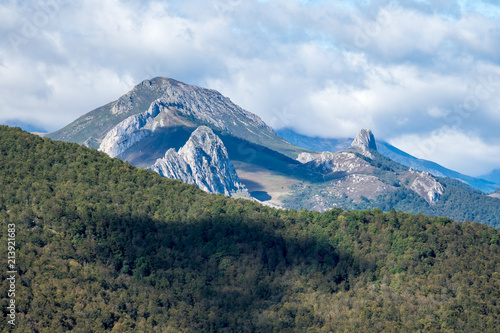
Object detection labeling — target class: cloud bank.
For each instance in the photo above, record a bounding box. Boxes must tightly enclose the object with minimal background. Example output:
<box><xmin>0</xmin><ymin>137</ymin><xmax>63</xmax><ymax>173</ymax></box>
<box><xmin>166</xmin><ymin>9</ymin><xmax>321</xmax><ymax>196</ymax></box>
<box><xmin>0</xmin><ymin>0</ymin><xmax>499</xmax><ymax>176</ymax></box>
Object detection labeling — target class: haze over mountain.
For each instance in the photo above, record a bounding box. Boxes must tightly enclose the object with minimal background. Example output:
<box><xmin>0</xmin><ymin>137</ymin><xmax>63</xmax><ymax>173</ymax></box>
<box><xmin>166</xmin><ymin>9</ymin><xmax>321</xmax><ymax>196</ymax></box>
<box><xmin>483</xmin><ymin>169</ymin><xmax>500</xmax><ymax>186</ymax></box>
<box><xmin>46</xmin><ymin>77</ymin><xmax>500</xmax><ymax>226</ymax></box>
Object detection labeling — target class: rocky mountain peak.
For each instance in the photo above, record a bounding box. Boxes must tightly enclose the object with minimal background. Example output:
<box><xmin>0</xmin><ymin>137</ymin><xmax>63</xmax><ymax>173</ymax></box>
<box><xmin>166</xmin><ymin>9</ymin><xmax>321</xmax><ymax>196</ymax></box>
<box><xmin>182</xmin><ymin>125</ymin><xmax>220</xmax><ymax>153</ymax></box>
<box><xmin>350</xmin><ymin>129</ymin><xmax>377</xmax><ymax>158</ymax></box>
<box><xmin>352</xmin><ymin>129</ymin><xmax>377</xmax><ymax>151</ymax></box>
<box><xmin>149</xmin><ymin>126</ymin><xmax>248</xmax><ymax>197</ymax></box>
<box><xmin>109</xmin><ymin>77</ymin><xmax>184</xmax><ymax>116</ymax></box>
<box><xmin>88</xmin><ymin>76</ymin><xmax>291</xmax><ymax>160</ymax></box>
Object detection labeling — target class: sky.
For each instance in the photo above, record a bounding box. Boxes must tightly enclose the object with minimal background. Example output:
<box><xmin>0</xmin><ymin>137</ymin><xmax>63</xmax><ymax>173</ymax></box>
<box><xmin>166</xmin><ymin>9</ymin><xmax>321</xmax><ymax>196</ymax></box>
<box><xmin>0</xmin><ymin>0</ymin><xmax>499</xmax><ymax>177</ymax></box>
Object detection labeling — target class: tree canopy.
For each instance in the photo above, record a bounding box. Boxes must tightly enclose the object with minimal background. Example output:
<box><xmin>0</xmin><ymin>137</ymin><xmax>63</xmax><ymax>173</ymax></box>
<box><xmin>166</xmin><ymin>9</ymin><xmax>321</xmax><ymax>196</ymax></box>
<box><xmin>1</xmin><ymin>126</ymin><xmax>499</xmax><ymax>332</ymax></box>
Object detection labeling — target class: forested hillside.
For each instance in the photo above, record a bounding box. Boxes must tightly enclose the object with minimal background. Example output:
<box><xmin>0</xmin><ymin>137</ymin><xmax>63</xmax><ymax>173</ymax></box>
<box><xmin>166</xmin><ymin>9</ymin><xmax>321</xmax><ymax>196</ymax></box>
<box><xmin>1</xmin><ymin>126</ymin><xmax>500</xmax><ymax>332</ymax></box>
<box><xmin>283</xmin><ymin>176</ymin><xmax>500</xmax><ymax>227</ymax></box>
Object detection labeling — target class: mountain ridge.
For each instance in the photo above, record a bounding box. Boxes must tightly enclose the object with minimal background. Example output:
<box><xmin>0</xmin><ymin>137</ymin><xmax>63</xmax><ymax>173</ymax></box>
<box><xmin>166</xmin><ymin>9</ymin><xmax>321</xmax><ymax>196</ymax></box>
<box><xmin>45</xmin><ymin>78</ymin><xmax>500</xmax><ymax>226</ymax></box>
<box><xmin>293</xmin><ymin>129</ymin><xmax>445</xmax><ymax>207</ymax></box>
<box><xmin>277</xmin><ymin>127</ymin><xmax>499</xmax><ymax>193</ymax></box>
<box><xmin>47</xmin><ymin>77</ymin><xmax>305</xmax><ymax>159</ymax></box>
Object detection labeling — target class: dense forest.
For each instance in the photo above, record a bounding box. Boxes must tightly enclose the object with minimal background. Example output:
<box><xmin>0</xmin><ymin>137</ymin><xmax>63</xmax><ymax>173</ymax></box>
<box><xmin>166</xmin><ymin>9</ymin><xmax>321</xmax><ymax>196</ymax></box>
<box><xmin>1</xmin><ymin>125</ymin><xmax>500</xmax><ymax>332</ymax></box>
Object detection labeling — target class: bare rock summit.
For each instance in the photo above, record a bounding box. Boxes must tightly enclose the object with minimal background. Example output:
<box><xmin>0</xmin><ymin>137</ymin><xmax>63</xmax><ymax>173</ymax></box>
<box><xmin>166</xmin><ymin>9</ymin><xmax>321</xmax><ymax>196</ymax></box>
<box><xmin>149</xmin><ymin>126</ymin><xmax>248</xmax><ymax>197</ymax></box>
<box><xmin>350</xmin><ymin>129</ymin><xmax>378</xmax><ymax>158</ymax></box>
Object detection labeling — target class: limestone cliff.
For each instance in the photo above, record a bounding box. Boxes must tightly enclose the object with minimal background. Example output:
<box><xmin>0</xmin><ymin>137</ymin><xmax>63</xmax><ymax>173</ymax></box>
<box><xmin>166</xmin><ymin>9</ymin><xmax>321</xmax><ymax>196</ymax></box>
<box><xmin>149</xmin><ymin>126</ymin><xmax>248</xmax><ymax>197</ymax></box>
<box><xmin>349</xmin><ymin>128</ymin><xmax>378</xmax><ymax>158</ymax></box>
<box><xmin>98</xmin><ymin>100</ymin><xmax>165</xmax><ymax>157</ymax></box>
<box><xmin>408</xmin><ymin>170</ymin><xmax>444</xmax><ymax>204</ymax></box>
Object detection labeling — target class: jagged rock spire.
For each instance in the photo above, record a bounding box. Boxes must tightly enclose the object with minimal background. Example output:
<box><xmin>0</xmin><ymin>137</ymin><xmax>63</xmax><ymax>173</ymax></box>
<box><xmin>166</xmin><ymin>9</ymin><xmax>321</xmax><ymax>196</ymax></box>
<box><xmin>352</xmin><ymin>129</ymin><xmax>377</xmax><ymax>151</ymax></box>
<box><xmin>149</xmin><ymin>126</ymin><xmax>248</xmax><ymax>197</ymax></box>
<box><xmin>349</xmin><ymin>129</ymin><xmax>377</xmax><ymax>158</ymax></box>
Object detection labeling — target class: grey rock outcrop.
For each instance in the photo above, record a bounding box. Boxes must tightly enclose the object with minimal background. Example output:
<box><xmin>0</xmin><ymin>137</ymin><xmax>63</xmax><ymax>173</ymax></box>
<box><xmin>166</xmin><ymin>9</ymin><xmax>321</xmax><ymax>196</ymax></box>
<box><xmin>297</xmin><ymin>150</ymin><xmax>373</xmax><ymax>174</ymax></box>
<box><xmin>83</xmin><ymin>137</ymin><xmax>99</xmax><ymax>149</ymax></box>
<box><xmin>297</xmin><ymin>152</ymin><xmax>316</xmax><ymax>164</ymax></box>
<box><xmin>350</xmin><ymin>129</ymin><xmax>377</xmax><ymax>158</ymax></box>
<box><xmin>409</xmin><ymin>170</ymin><xmax>444</xmax><ymax>204</ymax></box>
<box><xmin>149</xmin><ymin>126</ymin><xmax>248</xmax><ymax>197</ymax></box>
<box><xmin>99</xmin><ymin>100</ymin><xmax>166</xmax><ymax>157</ymax></box>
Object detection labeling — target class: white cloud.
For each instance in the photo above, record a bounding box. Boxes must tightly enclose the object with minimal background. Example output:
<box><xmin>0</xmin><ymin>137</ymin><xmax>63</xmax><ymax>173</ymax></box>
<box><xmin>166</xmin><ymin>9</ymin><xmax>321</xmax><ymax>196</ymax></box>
<box><xmin>427</xmin><ymin>107</ymin><xmax>450</xmax><ymax>118</ymax></box>
<box><xmin>389</xmin><ymin>127</ymin><xmax>500</xmax><ymax>176</ymax></box>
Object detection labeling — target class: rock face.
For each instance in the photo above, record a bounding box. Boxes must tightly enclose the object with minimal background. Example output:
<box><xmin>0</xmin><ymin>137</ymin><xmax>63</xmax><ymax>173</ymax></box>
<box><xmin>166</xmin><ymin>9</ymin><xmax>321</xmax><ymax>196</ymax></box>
<box><xmin>295</xmin><ymin>129</ymin><xmax>445</xmax><ymax>205</ymax></box>
<box><xmin>149</xmin><ymin>126</ymin><xmax>248</xmax><ymax>197</ymax></box>
<box><xmin>99</xmin><ymin>100</ymin><xmax>165</xmax><ymax>157</ymax></box>
<box><xmin>94</xmin><ymin>77</ymin><xmax>291</xmax><ymax>159</ymax></box>
<box><xmin>83</xmin><ymin>137</ymin><xmax>99</xmax><ymax>149</ymax></box>
<box><xmin>299</xmin><ymin>151</ymin><xmax>373</xmax><ymax>174</ymax></box>
<box><xmin>297</xmin><ymin>152</ymin><xmax>316</xmax><ymax>164</ymax></box>
<box><xmin>409</xmin><ymin>170</ymin><xmax>444</xmax><ymax>204</ymax></box>
<box><xmin>350</xmin><ymin>128</ymin><xmax>378</xmax><ymax>158</ymax></box>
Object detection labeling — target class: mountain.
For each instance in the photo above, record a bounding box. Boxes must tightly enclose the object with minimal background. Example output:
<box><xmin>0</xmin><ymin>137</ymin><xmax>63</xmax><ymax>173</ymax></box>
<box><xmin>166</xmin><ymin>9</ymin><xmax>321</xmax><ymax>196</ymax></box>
<box><xmin>46</xmin><ymin>77</ymin><xmax>305</xmax><ymax>160</ymax></box>
<box><xmin>482</xmin><ymin>169</ymin><xmax>500</xmax><ymax>186</ymax></box>
<box><xmin>46</xmin><ymin>78</ymin><xmax>500</xmax><ymax>226</ymax></box>
<box><xmin>276</xmin><ymin>128</ymin><xmax>499</xmax><ymax>193</ymax></box>
<box><xmin>276</xmin><ymin>127</ymin><xmax>352</xmax><ymax>152</ymax></box>
<box><xmin>376</xmin><ymin>142</ymin><xmax>499</xmax><ymax>193</ymax></box>
<box><xmin>2</xmin><ymin>125</ymin><xmax>500</xmax><ymax>332</ymax></box>
<box><xmin>288</xmin><ymin>129</ymin><xmax>445</xmax><ymax>210</ymax></box>
<box><xmin>149</xmin><ymin>126</ymin><xmax>248</xmax><ymax>197</ymax></box>
<box><xmin>2</xmin><ymin>119</ymin><xmax>48</xmax><ymax>133</ymax></box>
<box><xmin>285</xmin><ymin>129</ymin><xmax>500</xmax><ymax>226</ymax></box>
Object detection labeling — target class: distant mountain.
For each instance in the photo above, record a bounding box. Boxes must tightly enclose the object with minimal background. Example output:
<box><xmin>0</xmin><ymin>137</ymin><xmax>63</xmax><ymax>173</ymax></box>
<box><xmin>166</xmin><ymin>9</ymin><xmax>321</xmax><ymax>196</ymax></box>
<box><xmin>276</xmin><ymin>128</ymin><xmax>499</xmax><ymax>193</ymax></box>
<box><xmin>46</xmin><ymin>77</ymin><xmax>304</xmax><ymax>159</ymax></box>
<box><xmin>376</xmin><ymin>142</ymin><xmax>498</xmax><ymax>193</ymax></box>
<box><xmin>46</xmin><ymin>78</ymin><xmax>500</xmax><ymax>226</ymax></box>
<box><xmin>1</xmin><ymin>119</ymin><xmax>48</xmax><ymax>133</ymax></box>
<box><xmin>482</xmin><ymin>169</ymin><xmax>500</xmax><ymax>185</ymax></box>
<box><xmin>275</xmin><ymin>128</ymin><xmax>352</xmax><ymax>152</ymax></box>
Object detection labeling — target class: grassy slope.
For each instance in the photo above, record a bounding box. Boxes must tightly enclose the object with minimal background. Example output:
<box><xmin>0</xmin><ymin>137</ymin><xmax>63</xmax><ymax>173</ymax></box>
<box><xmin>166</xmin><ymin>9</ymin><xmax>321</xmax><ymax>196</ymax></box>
<box><xmin>1</xmin><ymin>126</ymin><xmax>500</xmax><ymax>332</ymax></box>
